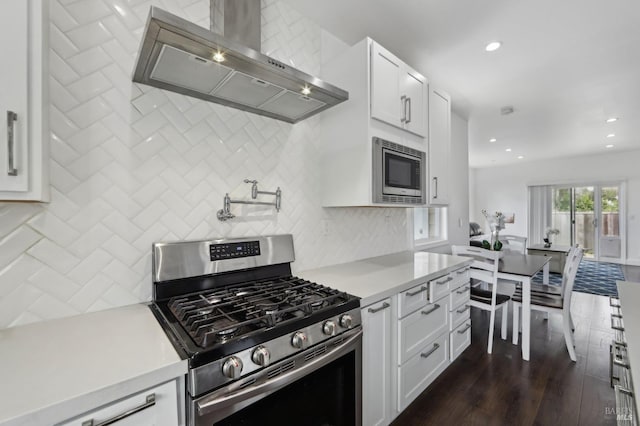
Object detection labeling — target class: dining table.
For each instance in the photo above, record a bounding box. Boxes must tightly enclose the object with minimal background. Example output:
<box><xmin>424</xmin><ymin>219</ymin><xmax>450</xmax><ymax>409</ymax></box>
<box><xmin>497</xmin><ymin>253</ymin><xmax>551</xmax><ymax>361</ymax></box>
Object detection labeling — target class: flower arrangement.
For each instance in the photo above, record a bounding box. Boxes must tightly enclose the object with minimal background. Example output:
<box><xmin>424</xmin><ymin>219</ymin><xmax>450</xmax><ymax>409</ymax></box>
<box><xmin>544</xmin><ymin>227</ymin><xmax>560</xmax><ymax>248</ymax></box>
<box><xmin>481</xmin><ymin>210</ymin><xmax>505</xmax><ymax>251</ymax></box>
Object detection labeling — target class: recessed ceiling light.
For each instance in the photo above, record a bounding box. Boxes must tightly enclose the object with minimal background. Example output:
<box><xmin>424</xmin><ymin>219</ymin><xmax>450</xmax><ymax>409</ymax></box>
<box><xmin>607</xmin><ymin>133</ymin><xmax>615</xmax><ymax>138</ymax></box>
<box><xmin>606</xmin><ymin>117</ymin><xmax>618</xmax><ymax>123</ymax></box>
<box><xmin>517</xmin><ymin>155</ymin><xmax>524</xmax><ymax>159</ymax></box>
<box><xmin>505</xmin><ymin>148</ymin><xmax>512</xmax><ymax>152</ymax></box>
<box><xmin>489</xmin><ymin>138</ymin><xmax>497</xmax><ymax>143</ymax></box>
<box><xmin>606</xmin><ymin>144</ymin><xmax>614</xmax><ymax>148</ymax></box>
<box><xmin>485</xmin><ymin>41</ymin><xmax>502</xmax><ymax>52</ymax></box>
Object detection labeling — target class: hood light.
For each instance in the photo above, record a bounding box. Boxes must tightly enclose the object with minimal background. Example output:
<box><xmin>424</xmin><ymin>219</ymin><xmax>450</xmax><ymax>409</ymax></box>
<box><xmin>301</xmin><ymin>87</ymin><xmax>311</xmax><ymax>96</ymax></box>
<box><xmin>212</xmin><ymin>52</ymin><xmax>225</xmax><ymax>62</ymax></box>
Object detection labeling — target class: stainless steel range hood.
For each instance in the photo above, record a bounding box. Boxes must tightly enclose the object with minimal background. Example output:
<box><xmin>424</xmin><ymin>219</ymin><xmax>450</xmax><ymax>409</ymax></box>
<box><xmin>132</xmin><ymin>1</ymin><xmax>348</xmax><ymax>123</ymax></box>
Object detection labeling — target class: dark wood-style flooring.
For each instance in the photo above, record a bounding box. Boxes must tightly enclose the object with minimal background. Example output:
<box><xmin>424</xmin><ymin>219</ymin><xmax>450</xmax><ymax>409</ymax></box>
<box><xmin>391</xmin><ymin>292</ymin><xmax>618</xmax><ymax>426</ymax></box>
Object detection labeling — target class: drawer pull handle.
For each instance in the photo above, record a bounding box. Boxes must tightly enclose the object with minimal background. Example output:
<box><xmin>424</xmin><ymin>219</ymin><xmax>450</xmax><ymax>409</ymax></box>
<box><xmin>436</xmin><ymin>277</ymin><xmax>453</xmax><ymax>285</ymax></box>
<box><xmin>456</xmin><ymin>287</ymin><xmax>470</xmax><ymax>295</ymax></box>
<box><xmin>610</xmin><ymin>296</ymin><xmax>621</xmax><ymax>308</ymax></box>
<box><xmin>421</xmin><ymin>304</ymin><xmax>440</xmax><ymax>316</ymax></box>
<box><xmin>457</xmin><ymin>323</ymin><xmax>471</xmax><ymax>334</ymax></box>
<box><xmin>82</xmin><ymin>393</ymin><xmax>156</xmax><ymax>426</ymax></box>
<box><xmin>611</xmin><ymin>317</ymin><xmax>625</xmax><ymax>332</ymax></box>
<box><xmin>6</xmin><ymin>111</ymin><xmax>18</xmax><ymax>176</ymax></box>
<box><xmin>420</xmin><ymin>343</ymin><xmax>440</xmax><ymax>359</ymax></box>
<box><xmin>456</xmin><ymin>268</ymin><xmax>469</xmax><ymax>275</ymax></box>
<box><xmin>406</xmin><ymin>286</ymin><xmax>427</xmax><ymax>297</ymax></box>
<box><xmin>368</xmin><ymin>302</ymin><xmax>390</xmax><ymax>314</ymax></box>
<box><xmin>612</xmin><ymin>313</ymin><xmax>623</xmax><ymax>319</ymax></box>
<box><xmin>456</xmin><ymin>305</ymin><xmax>470</xmax><ymax>314</ymax></box>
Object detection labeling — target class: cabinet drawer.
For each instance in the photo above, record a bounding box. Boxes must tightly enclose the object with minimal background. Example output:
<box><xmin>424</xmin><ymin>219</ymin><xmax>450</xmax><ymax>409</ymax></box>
<box><xmin>398</xmin><ymin>282</ymin><xmax>429</xmax><ymax>318</ymax></box>
<box><xmin>451</xmin><ymin>321</ymin><xmax>472</xmax><ymax>361</ymax></box>
<box><xmin>398</xmin><ymin>332</ymin><xmax>449</xmax><ymax>411</ymax></box>
<box><xmin>398</xmin><ymin>298</ymin><xmax>449</xmax><ymax>364</ymax></box>
<box><xmin>450</xmin><ymin>267</ymin><xmax>470</xmax><ymax>289</ymax></box>
<box><xmin>59</xmin><ymin>380</ymin><xmax>179</xmax><ymax>426</ymax></box>
<box><xmin>450</xmin><ymin>301</ymin><xmax>471</xmax><ymax>331</ymax></box>
<box><xmin>450</xmin><ymin>283</ymin><xmax>471</xmax><ymax>309</ymax></box>
<box><xmin>429</xmin><ymin>274</ymin><xmax>453</xmax><ymax>302</ymax></box>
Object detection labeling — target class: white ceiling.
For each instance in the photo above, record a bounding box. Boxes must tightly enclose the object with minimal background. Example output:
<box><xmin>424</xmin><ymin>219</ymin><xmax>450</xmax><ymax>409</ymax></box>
<box><xmin>282</xmin><ymin>0</ymin><xmax>640</xmax><ymax>168</ymax></box>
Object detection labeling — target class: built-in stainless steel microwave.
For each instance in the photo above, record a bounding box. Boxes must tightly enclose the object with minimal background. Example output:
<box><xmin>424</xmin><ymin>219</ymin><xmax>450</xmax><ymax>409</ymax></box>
<box><xmin>372</xmin><ymin>136</ymin><xmax>426</xmax><ymax>205</ymax></box>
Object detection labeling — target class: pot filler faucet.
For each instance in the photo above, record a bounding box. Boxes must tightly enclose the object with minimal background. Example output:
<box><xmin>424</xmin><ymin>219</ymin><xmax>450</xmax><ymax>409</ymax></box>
<box><xmin>217</xmin><ymin>179</ymin><xmax>282</xmax><ymax>221</ymax></box>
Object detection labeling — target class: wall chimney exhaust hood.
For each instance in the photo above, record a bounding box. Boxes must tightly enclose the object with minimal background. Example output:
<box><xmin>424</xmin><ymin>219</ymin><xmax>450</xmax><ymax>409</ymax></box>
<box><xmin>132</xmin><ymin>1</ymin><xmax>349</xmax><ymax>124</ymax></box>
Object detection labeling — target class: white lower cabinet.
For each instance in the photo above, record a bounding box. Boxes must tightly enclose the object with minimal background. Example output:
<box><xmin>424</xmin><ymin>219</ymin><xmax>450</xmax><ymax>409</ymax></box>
<box><xmin>361</xmin><ymin>265</ymin><xmax>472</xmax><ymax>426</ymax></box>
<box><xmin>59</xmin><ymin>379</ymin><xmax>181</xmax><ymax>426</ymax></box>
<box><xmin>397</xmin><ymin>331</ymin><xmax>449</xmax><ymax>412</ymax></box>
<box><xmin>362</xmin><ymin>298</ymin><xmax>394</xmax><ymax>426</ymax></box>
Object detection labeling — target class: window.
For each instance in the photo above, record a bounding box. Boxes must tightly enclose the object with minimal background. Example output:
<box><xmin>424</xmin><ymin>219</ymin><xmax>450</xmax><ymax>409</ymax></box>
<box><xmin>413</xmin><ymin>207</ymin><xmax>447</xmax><ymax>246</ymax></box>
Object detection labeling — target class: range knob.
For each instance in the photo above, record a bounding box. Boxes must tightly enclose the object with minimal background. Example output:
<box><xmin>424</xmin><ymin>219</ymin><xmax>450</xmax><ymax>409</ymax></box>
<box><xmin>251</xmin><ymin>346</ymin><xmax>271</xmax><ymax>367</ymax></box>
<box><xmin>339</xmin><ymin>314</ymin><xmax>353</xmax><ymax>329</ymax></box>
<box><xmin>323</xmin><ymin>320</ymin><xmax>337</xmax><ymax>336</ymax></box>
<box><xmin>291</xmin><ymin>331</ymin><xmax>308</xmax><ymax>349</ymax></box>
<box><xmin>221</xmin><ymin>356</ymin><xmax>243</xmax><ymax>379</ymax></box>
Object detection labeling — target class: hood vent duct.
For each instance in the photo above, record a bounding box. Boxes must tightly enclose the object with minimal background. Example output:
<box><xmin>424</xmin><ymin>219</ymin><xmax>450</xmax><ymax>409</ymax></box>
<box><xmin>132</xmin><ymin>0</ymin><xmax>348</xmax><ymax>124</ymax></box>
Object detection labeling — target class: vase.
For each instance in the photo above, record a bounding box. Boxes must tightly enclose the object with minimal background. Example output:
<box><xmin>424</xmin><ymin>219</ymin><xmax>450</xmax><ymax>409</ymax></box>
<box><xmin>543</xmin><ymin>238</ymin><xmax>551</xmax><ymax>248</ymax></box>
<box><xmin>491</xmin><ymin>230</ymin><xmax>500</xmax><ymax>250</ymax></box>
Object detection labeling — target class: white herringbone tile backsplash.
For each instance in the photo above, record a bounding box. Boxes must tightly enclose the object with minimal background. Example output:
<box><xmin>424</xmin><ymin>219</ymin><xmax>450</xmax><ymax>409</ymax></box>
<box><xmin>0</xmin><ymin>0</ymin><xmax>410</xmax><ymax>329</ymax></box>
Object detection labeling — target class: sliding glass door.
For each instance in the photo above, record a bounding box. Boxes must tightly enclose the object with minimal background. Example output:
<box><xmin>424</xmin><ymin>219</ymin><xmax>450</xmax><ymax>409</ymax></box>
<box><xmin>550</xmin><ymin>184</ymin><xmax>623</xmax><ymax>261</ymax></box>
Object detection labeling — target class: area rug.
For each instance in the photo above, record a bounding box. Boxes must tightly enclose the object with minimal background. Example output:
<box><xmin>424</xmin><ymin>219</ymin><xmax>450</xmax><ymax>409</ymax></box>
<box><xmin>533</xmin><ymin>260</ymin><xmax>625</xmax><ymax>297</ymax></box>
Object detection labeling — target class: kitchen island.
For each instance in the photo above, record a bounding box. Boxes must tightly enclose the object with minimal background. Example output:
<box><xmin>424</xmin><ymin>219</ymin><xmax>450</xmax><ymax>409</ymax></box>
<box><xmin>0</xmin><ymin>304</ymin><xmax>187</xmax><ymax>426</ymax></box>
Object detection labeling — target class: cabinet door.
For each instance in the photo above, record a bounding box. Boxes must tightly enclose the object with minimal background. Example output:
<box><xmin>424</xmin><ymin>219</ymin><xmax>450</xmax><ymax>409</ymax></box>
<box><xmin>401</xmin><ymin>67</ymin><xmax>427</xmax><ymax>137</ymax></box>
<box><xmin>362</xmin><ymin>299</ymin><xmax>393</xmax><ymax>426</ymax></box>
<box><xmin>428</xmin><ymin>88</ymin><xmax>451</xmax><ymax>205</ymax></box>
<box><xmin>370</xmin><ymin>42</ymin><xmax>403</xmax><ymax>128</ymax></box>
<box><xmin>60</xmin><ymin>380</ymin><xmax>180</xmax><ymax>426</ymax></box>
<box><xmin>0</xmin><ymin>0</ymin><xmax>29</xmax><ymax>192</ymax></box>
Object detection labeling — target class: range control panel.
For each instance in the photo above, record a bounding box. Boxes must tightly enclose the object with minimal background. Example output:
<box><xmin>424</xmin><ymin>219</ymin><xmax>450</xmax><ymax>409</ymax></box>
<box><xmin>209</xmin><ymin>240</ymin><xmax>261</xmax><ymax>261</ymax></box>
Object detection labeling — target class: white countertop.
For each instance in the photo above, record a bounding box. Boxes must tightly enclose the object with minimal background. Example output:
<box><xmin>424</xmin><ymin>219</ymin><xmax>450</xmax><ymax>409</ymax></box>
<box><xmin>299</xmin><ymin>251</ymin><xmax>472</xmax><ymax>307</ymax></box>
<box><xmin>0</xmin><ymin>304</ymin><xmax>187</xmax><ymax>426</ymax></box>
<box><xmin>617</xmin><ymin>281</ymin><xmax>640</xmax><ymax>406</ymax></box>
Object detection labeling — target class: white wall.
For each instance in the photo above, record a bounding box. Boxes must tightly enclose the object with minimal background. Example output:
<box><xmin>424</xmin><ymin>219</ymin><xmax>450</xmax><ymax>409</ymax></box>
<box><xmin>471</xmin><ymin>149</ymin><xmax>640</xmax><ymax>264</ymax></box>
<box><xmin>0</xmin><ymin>0</ymin><xmax>412</xmax><ymax>329</ymax></box>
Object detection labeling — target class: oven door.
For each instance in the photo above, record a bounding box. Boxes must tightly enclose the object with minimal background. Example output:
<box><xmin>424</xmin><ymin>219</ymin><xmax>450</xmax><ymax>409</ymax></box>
<box><xmin>382</xmin><ymin>147</ymin><xmax>423</xmax><ymax>197</ymax></box>
<box><xmin>190</xmin><ymin>328</ymin><xmax>362</xmax><ymax>426</ymax></box>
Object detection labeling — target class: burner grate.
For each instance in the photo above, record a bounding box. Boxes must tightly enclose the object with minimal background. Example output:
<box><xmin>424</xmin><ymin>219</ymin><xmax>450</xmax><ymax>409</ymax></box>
<box><xmin>166</xmin><ymin>276</ymin><xmax>350</xmax><ymax>348</ymax></box>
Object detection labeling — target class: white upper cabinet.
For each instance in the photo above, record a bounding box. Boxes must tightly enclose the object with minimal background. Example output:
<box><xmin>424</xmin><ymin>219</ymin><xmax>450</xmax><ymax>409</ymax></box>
<box><xmin>0</xmin><ymin>0</ymin><xmax>49</xmax><ymax>201</ymax></box>
<box><xmin>428</xmin><ymin>87</ymin><xmax>451</xmax><ymax>205</ymax></box>
<box><xmin>371</xmin><ymin>42</ymin><xmax>428</xmax><ymax>137</ymax></box>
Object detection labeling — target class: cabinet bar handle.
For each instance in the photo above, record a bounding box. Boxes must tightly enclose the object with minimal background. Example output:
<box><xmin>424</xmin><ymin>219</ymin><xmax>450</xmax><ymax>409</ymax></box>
<box><xmin>457</xmin><ymin>323</ymin><xmax>472</xmax><ymax>334</ymax></box>
<box><xmin>433</xmin><ymin>177</ymin><xmax>438</xmax><ymax>199</ymax></box>
<box><xmin>611</xmin><ymin>317</ymin><xmax>625</xmax><ymax>331</ymax></box>
<box><xmin>436</xmin><ymin>276</ymin><xmax>453</xmax><ymax>285</ymax></box>
<box><xmin>400</xmin><ymin>95</ymin><xmax>407</xmax><ymax>123</ymax></box>
<box><xmin>82</xmin><ymin>393</ymin><xmax>156</xmax><ymax>426</ymax></box>
<box><xmin>406</xmin><ymin>97</ymin><xmax>412</xmax><ymax>124</ymax></box>
<box><xmin>406</xmin><ymin>286</ymin><xmax>427</xmax><ymax>297</ymax></box>
<box><xmin>610</xmin><ymin>296</ymin><xmax>621</xmax><ymax>308</ymax></box>
<box><xmin>6</xmin><ymin>111</ymin><xmax>17</xmax><ymax>176</ymax></box>
<box><xmin>456</xmin><ymin>287</ymin><xmax>470</xmax><ymax>295</ymax></box>
<box><xmin>421</xmin><ymin>304</ymin><xmax>440</xmax><ymax>316</ymax></box>
<box><xmin>420</xmin><ymin>343</ymin><xmax>440</xmax><ymax>359</ymax></box>
<box><xmin>368</xmin><ymin>302</ymin><xmax>390</xmax><ymax>314</ymax></box>
<box><xmin>456</xmin><ymin>305</ymin><xmax>470</xmax><ymax>314</ymax></box>
<box><xmin>456</xmin><ymin>268</ymin><xmax>469</xmax><ymax>274</ymax></box>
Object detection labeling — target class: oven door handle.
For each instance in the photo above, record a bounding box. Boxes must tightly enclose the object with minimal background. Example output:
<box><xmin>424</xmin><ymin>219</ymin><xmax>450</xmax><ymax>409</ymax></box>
<box><xmin>196</xmin><ymin>328</ymin><xmax>363</xmax><ymax>416</ymax></box>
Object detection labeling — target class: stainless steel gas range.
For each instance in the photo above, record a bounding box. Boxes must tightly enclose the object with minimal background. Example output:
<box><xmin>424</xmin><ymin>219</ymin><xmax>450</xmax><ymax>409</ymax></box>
<box><xmin>149</xmin><ymin>235</ymin><xmax>362</xmax><ymax>425</ymax></box>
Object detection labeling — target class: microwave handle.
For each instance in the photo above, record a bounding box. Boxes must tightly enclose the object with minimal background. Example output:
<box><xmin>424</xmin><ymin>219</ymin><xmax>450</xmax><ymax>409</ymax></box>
<box><xmin>432</xmin><ymin>177</ymin><xmax>438</xmax><ymax>199</ymax></box>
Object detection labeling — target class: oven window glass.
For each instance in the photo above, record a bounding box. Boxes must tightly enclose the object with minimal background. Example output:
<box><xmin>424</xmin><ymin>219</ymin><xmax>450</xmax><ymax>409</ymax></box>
<box><xmin>216</xmin><ymin>352</ymin><xmax>356</xmax><ymax>426</ymax></box>
<box><xmin>385</xmin><ymin>152</ymin><xmax>420</xmax><ymax>190</ymax></box>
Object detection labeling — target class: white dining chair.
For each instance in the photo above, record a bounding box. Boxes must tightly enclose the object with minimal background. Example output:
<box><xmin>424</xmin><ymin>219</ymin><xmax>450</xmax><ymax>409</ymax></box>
<box><xmin>500</xmin><ymin>235</ymin><xmax>527</xmax><ymax>254</ymax></box>
<box><xmin>452</xmin><ymin>245</ymin><xmax>510</xmax><ymax>354</ymax></box>
<box><xmin>511</xmin><ymin>247</ymin><xmax>584</xmax><ymax>361</ymax></box>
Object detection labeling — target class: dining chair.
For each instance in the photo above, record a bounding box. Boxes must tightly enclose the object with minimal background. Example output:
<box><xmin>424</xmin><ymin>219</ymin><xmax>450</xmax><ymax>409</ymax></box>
<box><xmin>511</xmin><ymin>247</ymin><xmax>584</xmax><ymax>361</ymax></box>
<box><xmin>521</xmin><ymin>245</ymin><xmax>578</xmax><ymax>296</ymax></box>
<box><xmin>500</xmin><ymin>235</ymin><xmax>527</xmax><ymax>254</ymax></box>
<box><xmin>452</xmin><ymin>245</ymin><xmax>510</xmax><ymax>354</ymax></box>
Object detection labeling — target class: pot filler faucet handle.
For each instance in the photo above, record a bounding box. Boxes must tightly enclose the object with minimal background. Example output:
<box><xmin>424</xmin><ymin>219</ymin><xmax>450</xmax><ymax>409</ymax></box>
<box><xmin>244</xmin><ymin>179</ymin><xmax>259</xmax><ymax>199</ymax></box>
